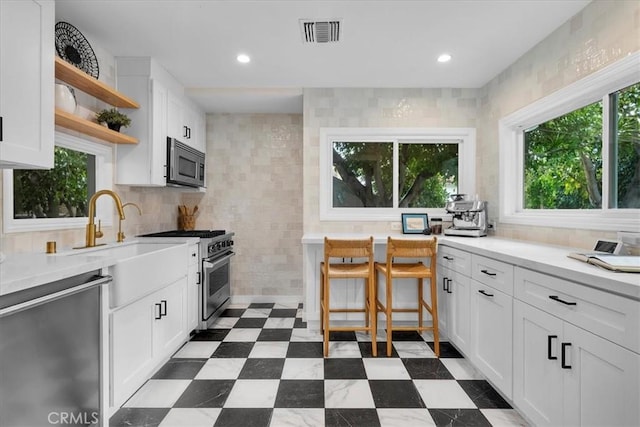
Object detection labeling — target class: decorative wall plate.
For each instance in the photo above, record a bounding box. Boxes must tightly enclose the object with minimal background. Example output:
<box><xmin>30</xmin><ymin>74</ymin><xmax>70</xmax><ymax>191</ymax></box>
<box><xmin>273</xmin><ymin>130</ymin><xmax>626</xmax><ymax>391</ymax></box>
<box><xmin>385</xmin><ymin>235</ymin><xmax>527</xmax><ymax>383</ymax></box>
<box><xmin>55</xmin><ymin>21</ymin><xmax>99</xmax><ymax>79</ymax></box>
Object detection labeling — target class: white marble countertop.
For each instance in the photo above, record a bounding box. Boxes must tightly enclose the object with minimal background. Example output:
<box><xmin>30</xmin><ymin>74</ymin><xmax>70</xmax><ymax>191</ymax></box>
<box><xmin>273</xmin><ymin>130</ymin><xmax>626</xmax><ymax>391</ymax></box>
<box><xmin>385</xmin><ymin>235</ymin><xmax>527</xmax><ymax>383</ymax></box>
<box><xmin>301</xmin><ymin>232</ymin><xmax>640</xmax><ymax>300</ymax></box>
<box><xmin>0</xmin><ymin>237</ymin><xmax>199</xmax><ymax>298</ymax></box>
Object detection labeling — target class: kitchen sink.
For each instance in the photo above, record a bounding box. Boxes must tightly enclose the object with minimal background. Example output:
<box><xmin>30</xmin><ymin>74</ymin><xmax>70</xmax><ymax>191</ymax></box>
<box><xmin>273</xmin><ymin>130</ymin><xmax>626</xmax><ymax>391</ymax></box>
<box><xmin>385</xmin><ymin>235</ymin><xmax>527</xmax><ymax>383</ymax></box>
<box><xmin>55</xmin><ymin>241</ymin><xmax>189</xmax><ymax>308</ymax></box>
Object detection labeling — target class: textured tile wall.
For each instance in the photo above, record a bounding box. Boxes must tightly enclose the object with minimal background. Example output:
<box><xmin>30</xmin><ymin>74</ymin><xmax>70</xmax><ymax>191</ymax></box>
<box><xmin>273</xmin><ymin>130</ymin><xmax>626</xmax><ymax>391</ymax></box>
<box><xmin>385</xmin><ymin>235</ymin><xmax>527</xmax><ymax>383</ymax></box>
<box><xmin>182</xmin><ymin>114</ymin><xmax>304</xmax><ymax>298</ymax></box>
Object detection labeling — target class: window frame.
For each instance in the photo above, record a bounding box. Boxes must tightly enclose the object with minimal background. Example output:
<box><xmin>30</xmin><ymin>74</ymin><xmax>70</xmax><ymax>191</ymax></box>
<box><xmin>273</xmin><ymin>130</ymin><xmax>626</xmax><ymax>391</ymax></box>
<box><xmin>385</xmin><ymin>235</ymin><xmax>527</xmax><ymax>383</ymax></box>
<box><xmin>319</xmin><ymin>127</ymin><xmax>476</xmax><ymax>221</ymax></box>
<box><xmin>3</xmin><ymin>132</ymin><xmax>114</xmax><ymax>233</ymax></box>
<box><xmin>499</xmin><ymin>52</ymin><xmax>640</xmax><ymax>232</ymax></box>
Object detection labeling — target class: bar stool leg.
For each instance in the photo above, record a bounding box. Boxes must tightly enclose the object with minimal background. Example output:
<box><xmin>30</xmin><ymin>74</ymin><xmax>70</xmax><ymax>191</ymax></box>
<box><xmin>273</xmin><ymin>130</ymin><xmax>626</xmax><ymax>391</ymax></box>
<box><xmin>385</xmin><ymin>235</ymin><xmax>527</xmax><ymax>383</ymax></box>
<box><xmin>364</xmin><ymin>278</ymin><xmax>370</xmax><ymax>331</ymax></box>
<box><xmin>418</xmin><ymin>277</ymin><xmax>424</xmax><ymax>330</ymax></box>
<box><xmin>370</xmin><ymin>272</ymin><xmax>377</xmax><ymax>357</ymax></box>
<box><xmin>320</xmin><ymin>268</ymin><xmax>324</xmax><ymax>335</ymax></box>
<box><xmin>386</xmin><ymin>273</ymin><xmax>393</xmax><ymax>357</ymax></box>
<box><xmin>323</xmin><ymin>270</ymin><xmax>330</xmax><ymax>357</ymax></box>
<box><xmin>430</xmin><ymin>276</ymin><xmax>440</xmax><ymax>357</ymax></box>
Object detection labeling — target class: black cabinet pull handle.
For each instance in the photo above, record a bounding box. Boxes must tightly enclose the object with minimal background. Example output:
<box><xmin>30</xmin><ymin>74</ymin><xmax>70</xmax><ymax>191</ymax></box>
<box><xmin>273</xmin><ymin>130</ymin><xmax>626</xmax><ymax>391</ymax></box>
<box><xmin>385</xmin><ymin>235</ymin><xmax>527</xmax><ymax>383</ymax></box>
<box><xmin>478</xmin><ymin>289</ymin><xmax>494</xmax><ymax>297</ymax></box>
<box><xmin>443</xmin><ymin>256</ymin><xmax>453</xmax><ymax>261</ymax></box>
<box><xmin>549</xmin><ymin>295</ymin><xmax>577</xmax><ymax>306</ymax></box>
<box><xmin>196</xmin><ymin>272</ymin><xmax>201</xmax><ymax>285</ymax></box>
<box><xmin>446</xmin><ymin>278</ymin><xmax>453</xmax><ymax>294</ymax></box>
<box><xmin>187</xmin><ymin>127</ymin><xmax>191</xmax><ymax>139</ymax></box>
<box><xmin>160</xmin><ymin>300</ymin><xmax>167</xmax><ymax>316</ymax></box>
<box><xmin>481</xmin><ymin>269</ymin><xmax>497</xmax><ymax>277</ymax></box>
<box><xmin>547</xmin><ymin>335</ymin><xmax>558</xmax><ymax>360</ymax></box>
<box><xmin>0</xmin><ymin>116</ymin><xmax>3</xmax><ymax>141</ymax></box>
<box><xmin>561</xmin><ymin>342</ymin><xmax>572</xmax><ymax>369</ymax></box>
<box><xmin>442</xmin><ymin>277</ymin><xmax>448</xmax><ymax>291</ymax></box>
<box><xmin>155</xmin><ymin>303</ymin><xmax>162</xmax><ymax>320</ymax></box>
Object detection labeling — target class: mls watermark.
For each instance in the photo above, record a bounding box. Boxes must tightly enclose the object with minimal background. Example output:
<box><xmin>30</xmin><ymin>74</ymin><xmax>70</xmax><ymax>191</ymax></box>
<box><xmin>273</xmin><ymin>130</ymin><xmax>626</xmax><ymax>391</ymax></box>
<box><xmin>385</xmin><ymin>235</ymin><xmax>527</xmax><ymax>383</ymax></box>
<box><xmin>48</xmin><ymin>411</ymin><xmax>99</xmax><ymax>425</ymax></box>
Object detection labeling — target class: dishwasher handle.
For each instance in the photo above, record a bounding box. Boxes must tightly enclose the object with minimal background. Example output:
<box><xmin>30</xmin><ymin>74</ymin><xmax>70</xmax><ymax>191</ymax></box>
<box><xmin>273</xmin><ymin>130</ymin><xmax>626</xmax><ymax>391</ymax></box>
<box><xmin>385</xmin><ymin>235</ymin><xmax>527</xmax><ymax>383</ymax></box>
<box><xmin>0</xmin><ymin>275</ymin><xmax>112</xmax><ymax>317</ymax></box>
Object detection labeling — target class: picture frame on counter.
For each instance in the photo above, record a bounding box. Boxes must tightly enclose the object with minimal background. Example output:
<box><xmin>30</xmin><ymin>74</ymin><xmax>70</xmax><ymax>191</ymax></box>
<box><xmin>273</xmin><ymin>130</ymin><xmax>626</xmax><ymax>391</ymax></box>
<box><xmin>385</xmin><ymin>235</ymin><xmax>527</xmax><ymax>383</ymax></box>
<box><xmin>401</xmin><ymin>213</ymin><xmax>429</xmax><ymax>234</ymax></box>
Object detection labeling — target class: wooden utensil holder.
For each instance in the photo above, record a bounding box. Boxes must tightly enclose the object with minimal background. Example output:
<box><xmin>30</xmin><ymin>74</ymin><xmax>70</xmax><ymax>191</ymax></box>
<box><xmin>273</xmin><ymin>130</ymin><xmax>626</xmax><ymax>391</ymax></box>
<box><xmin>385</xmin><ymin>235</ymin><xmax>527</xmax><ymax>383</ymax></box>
<box><xmin>178</xmin><ymin>214</ymin><xmax>196</xmax><ymax>230</ymax></box>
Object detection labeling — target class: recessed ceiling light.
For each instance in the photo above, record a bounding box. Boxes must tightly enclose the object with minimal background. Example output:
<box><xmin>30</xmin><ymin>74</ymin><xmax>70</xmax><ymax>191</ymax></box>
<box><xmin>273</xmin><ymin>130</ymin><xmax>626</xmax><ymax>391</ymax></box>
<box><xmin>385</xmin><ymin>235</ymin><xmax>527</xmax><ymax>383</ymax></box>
<box><xmin>237</xmin><ymin>54</ymin><xmax>251</xmax><ymax>64</ymax></box>
<box><xmin>437</xmin><ymin>53</ymin><xmax>452</xmax><ymax>63</ymax></box>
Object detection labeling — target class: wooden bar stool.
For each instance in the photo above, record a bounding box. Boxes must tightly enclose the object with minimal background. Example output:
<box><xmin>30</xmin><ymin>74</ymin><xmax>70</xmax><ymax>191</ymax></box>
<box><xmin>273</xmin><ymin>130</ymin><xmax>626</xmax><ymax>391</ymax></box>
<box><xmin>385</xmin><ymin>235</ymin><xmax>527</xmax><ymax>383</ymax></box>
<box><xmin>375</xmin><ymin>236</ymin><xmax>439</xmax><ymax>357</ymax></box>
<box><xmin>320</xmin><ymin>236</ymin><xmax>377</xmax><ymax>357</ymax></box>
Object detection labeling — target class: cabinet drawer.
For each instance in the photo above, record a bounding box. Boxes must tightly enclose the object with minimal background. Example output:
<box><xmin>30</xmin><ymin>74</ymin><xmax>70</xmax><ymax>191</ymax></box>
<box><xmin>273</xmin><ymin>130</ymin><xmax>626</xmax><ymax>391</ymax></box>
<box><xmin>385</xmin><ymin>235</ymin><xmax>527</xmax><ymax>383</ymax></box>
<box><xmin>471</xmin><ymin>255</ymin><xmax>514</xmax><ymax>296</ymax></box>
<box><xmin>515</xmin><ymin>267</ymin><xmax>640</xmax><ymax>353</ymax></box>
<box><xmin>438</xmin><ymin>246</ymin><xmax>471</xmax><ymax>276</ymax></box>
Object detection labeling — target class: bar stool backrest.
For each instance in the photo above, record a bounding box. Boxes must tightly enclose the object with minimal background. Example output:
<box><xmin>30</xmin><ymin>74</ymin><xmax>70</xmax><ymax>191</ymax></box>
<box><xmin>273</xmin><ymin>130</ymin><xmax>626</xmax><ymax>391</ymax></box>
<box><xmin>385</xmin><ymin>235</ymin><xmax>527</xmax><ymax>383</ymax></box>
<box><xmin>386</xmin><ymin>237</ymin><xmax>437</xmax><ymax>264</ymax></box>
<box><xmin>324</xmin><ymin>237</ymin><xmax>374</xmax><ymax>263</ymax></box>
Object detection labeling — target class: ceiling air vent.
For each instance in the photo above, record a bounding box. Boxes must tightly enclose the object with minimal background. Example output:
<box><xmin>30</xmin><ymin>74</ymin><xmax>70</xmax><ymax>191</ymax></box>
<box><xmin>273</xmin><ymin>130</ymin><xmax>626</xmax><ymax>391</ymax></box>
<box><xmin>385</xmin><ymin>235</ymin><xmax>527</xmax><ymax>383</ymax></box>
<box><xmin>300</xmin><ymin>20</ymin><xmax>341</xmax><ymax>44</ymax></box>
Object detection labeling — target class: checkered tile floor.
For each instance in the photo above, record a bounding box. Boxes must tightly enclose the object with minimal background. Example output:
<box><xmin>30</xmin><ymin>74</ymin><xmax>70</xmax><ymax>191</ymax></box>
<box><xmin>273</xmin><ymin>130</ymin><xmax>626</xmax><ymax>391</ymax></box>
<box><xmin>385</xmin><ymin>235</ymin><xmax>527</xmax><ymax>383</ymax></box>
<box><xmin>110</xmin><ymin>302</ymin><xmax>528</xmax><ymax>427</ymax></box>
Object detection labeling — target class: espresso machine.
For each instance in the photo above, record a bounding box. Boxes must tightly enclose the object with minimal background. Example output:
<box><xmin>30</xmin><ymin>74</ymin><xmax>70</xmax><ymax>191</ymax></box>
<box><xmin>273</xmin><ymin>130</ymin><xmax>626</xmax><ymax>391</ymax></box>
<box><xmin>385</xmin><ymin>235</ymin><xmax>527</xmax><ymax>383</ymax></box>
<box><xmin>443</xmin><ymin>194</ymin><xmax>488</xmax><ymax>237</ymax></box>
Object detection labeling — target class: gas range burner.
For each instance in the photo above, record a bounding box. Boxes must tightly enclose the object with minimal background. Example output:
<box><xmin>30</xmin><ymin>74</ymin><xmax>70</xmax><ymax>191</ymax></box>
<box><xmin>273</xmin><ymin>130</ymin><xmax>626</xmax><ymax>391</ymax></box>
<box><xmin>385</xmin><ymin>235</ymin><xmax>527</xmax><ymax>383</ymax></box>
<box><xmin>139</xmin><ymin>230</ymin><xmax>226</xmax><ymax>238</ymax></box>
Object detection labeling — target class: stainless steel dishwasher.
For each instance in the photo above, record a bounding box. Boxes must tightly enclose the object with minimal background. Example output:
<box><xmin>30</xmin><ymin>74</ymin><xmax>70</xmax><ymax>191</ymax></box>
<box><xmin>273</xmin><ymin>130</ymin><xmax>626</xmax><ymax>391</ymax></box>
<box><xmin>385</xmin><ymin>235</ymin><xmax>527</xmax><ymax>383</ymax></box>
<box><xmin>0</xmin><ymin>271</ymin><xmax>111</xmax><ymax>427</ymax></box>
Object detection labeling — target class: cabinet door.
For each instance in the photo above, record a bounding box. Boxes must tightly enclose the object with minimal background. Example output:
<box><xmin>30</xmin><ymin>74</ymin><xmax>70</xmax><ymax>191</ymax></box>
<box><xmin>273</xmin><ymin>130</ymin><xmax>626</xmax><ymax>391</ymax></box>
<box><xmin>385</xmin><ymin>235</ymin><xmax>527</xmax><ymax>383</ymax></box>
<box><xmin>0</xmin><ymin>0</ymin><xmax>54</xmax><ymax>168</ymax></box>
<box><xmin>448</xmin><ymin>270</ymin><xmax>470</xmax><ymax>352</ymax></box>
<box><xmin>470</xmin><ymin>281</ymin><xmax>513</xmax><ymax>397</ymax></box>
<box><xmin>513</xmin><ymin>300</ymin><xmax>564</xmax><ymax>426</ymax></box>
<box><xmin>154</xmin><ymin>278</ymin><xmax>187</xmax><ymax>359</ymax></box>
<box><xmin>167</xmin><ymin>93</ymin><xmax>185</xmax><ymax>141</ymax></box>
<box><xmin>563</xmin><ymin>322</ymin><xmax>640</xmax><ymax>427</ymax></box>
<box><xmin>110</xmin><ymin>295</ymin><xmax>155</xmax><ymax>407</ymax></box>
<box><xmin>436</xmin><ymin>265</ymin><xmax>450</xmax><ymax>339</ymax></box>
<box><xmin>187</xmin><ymin>265</ymin><xmax>199</xmax><ymax>332</ymax></box>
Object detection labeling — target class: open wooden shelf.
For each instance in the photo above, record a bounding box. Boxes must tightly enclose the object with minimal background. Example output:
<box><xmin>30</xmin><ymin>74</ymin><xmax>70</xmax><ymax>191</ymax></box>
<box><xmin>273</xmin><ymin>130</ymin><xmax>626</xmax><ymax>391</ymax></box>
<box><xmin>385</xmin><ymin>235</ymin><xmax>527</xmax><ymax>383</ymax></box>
<box><xmin>55</xmin><ymin>57</ymin><xmax>139</xmax><ymax>109</ymax></box>
<box><xmin>55</xmin><ymin>109</ymin><xmax>138</xmax><ymax>144</ymax></box>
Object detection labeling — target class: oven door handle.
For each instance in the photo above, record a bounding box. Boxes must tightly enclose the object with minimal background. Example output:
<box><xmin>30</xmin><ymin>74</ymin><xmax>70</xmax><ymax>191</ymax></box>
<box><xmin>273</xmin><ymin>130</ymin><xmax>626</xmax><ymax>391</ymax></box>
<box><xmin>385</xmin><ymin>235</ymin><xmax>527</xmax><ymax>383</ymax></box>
<box><xmin>203</xmin><ymin>251</ymin><xmax>235</xmax><ymax>271</ymax></box>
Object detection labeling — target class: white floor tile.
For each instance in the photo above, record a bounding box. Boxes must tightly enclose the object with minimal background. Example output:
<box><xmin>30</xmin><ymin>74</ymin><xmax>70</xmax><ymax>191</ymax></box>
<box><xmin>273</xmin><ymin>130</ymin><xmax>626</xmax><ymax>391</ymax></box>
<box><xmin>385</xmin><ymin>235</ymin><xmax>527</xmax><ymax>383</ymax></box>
<box><xmin>324</xmin><ymin>380</ymin><xmax>375</xmax><ymax>408</ymax></box>
<box><xmin>172</xmin><ymin>341</ymin><xmax>220</xmax><ymax>358</ymax></box>
<box><xmin>224</xmin><ymin>379</ymin><xmax>280</xmax><ymax>408</ymax></box>
<box><xmin>413</xmin><ymin>380</ymin><xmax>476</xmax><ymax>409</ymax></box>
<box><xmin>440</xmin><ymin>358</ymin><xmax>485</xmax><ymax>380</ymax></box>
<box><xmin>264</xmin><ymin>318</ymin><xmax>295</xmax><ymax>329</ymax></box>
<box><xmin>270</xmin><ymin>408</ymin><xmax>324</xmax><ymax>427</ymax></box>
<box><xmin>273</xmin><ymin>302</ymin><xmax>300</xmax><ymax>309</ymax></box>
<box><xmin>377</xmin><ymin>408</ymin><xmax>436</xmax><ymax>427</ymax></box>
<box><xmin>281</xmin><ymin>358</ymin><xmax>324</xmax><ymax>380</ymax></box>
<box><xmin>420</xmin><ymin>331</ymin><xmax>435</xmax><ymax>341</ymax></box>
<box><xmin>223</xmin><ymin>328</ymin><xmax>262</xmax><ymax>342</ymax></box>
<box><xmin>209</xmin><ymin>317</ymin><xmax>238</xmax><ymax>328</ymax></box>
<box><xmin>327</xmin><ymin>341</ymin><xmax>362</xmax><ymax>358</ymax></box>
<box><xmin>290</xmin><ymin>328</ymin><xmax>323</xmax><ymax>342</ymax></box>
<box><xmin>194</xmin><ymin>358</ymin><xmax>245</xmax><ymax>380</ymax></box>
<box><xmin>159</xmin><ymin>408</ymin><xmax>221</xmax><ymax>427</ymax></box>
<box><xmin>355</xmin><ymin>329</ymin><xmax>386</xmax><ymax>342</ymax></box>
<box><xmin>480</xmin><ymin>409</ymin><xmax>530</xmax><ymax>426</ymax></box>
<box><xmin>249</xmin><ymin>341</ymin><xmax>289</xmax><ymax>358</ymax></box>
<box><xmin>242</xmin><ymin>308</ymin><xmax>271</xmax><ymax>318</ymax></box>
<box><xmin>363</xmin><ymin>358</ymin><xmax>411</xmax><ymax>379</ymax></box>
<box><xmin>123</xmin><ymin>379</ymin><xmax>191</xmax><ymax>408</ymax></box>
<box><xmin>393</xmin><ymin>341</ymin><xmax>435</xmax><ymax>358</ymax></box>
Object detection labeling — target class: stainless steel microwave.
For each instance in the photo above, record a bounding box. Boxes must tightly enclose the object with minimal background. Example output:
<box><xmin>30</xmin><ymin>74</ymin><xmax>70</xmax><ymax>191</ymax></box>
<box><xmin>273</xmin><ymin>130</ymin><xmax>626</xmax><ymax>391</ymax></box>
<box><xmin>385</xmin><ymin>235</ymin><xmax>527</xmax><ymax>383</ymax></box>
<box><xmin>167</xmin><ymin>137</ymin><xmax>205</xmax><ymax>188</ymax></box>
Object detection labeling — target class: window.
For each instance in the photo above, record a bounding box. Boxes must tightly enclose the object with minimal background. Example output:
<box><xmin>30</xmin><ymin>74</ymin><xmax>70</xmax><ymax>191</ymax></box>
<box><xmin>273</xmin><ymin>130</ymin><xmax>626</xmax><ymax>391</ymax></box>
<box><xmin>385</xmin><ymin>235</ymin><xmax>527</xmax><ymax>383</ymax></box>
<box><xmin>499</xmin><ymin>52</ymin><xmax>640</xmax><ymax>231</ymax></box>
<box><xmin>320</xmin><ymin>127</ymin><xmax>475</xmax><ymax>221</ymax></box>
<box><xmin>3</xmin><ymin>132</ymin><xmax>113</xmax><ymax>233</ymax></box>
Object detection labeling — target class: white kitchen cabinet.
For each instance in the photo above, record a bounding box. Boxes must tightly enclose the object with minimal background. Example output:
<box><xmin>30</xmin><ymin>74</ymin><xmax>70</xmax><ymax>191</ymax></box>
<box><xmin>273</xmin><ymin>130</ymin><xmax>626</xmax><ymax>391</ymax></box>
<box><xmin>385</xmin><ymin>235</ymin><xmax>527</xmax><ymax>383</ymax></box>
<box><xmin>0</xmin><ymin>0</ymin><xmax>54</xmax><ymax>169</ymax></box>
<box><xmin>168</xmin><ymin>93</ymin><xmax>205</xmax><ymax>153</ymax></box>
<box><xmin>437</xmin><ymin>247</ymin><xmax>471</xmax><ymax>353</ymax></box>
<box><xmin>186</xmin><ymin>243</ymin><xmax>200</xmax><ymax>332</ymax></box>
<box><xmin>110</xmin><ymin>276</ymin><xmax>188</xmax><ymax>408</ymax></box>
<box><xmin>435</xmin><ymin>264</ymin><xmax>450</xmax><ymax>338</ymax></box>
<box><xmin>513</xmin><ymin>299</ymin><xmax>640</xmax><ymax>427</ymax></box>
<box><xmin>470</xmin><ymin>280</ymin><xmax>513</xmax><ymax>398</ymax></box>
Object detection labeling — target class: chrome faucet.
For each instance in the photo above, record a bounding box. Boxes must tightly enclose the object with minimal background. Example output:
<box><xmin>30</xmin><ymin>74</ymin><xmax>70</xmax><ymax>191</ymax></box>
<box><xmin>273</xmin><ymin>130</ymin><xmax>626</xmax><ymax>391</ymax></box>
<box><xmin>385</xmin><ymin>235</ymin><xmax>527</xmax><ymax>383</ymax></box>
<box><xmin>117</xmin><ymin>202</ymin><xmax>142</xmax><ymax>243</ymax></box>
<box><xmin>83</xmin><ymin>190</ymin><xmax>126</xmax><ymax>248</ymax></box>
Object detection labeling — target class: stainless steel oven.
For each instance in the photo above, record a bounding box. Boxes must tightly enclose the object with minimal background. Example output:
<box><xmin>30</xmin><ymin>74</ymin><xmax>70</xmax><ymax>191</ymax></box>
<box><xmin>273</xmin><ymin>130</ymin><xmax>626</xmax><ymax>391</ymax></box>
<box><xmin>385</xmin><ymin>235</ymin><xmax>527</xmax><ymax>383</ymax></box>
<box><xmin>202</xmin><ymin>247</ymin><xmax>234</xmax><ymax>325</ymax></box>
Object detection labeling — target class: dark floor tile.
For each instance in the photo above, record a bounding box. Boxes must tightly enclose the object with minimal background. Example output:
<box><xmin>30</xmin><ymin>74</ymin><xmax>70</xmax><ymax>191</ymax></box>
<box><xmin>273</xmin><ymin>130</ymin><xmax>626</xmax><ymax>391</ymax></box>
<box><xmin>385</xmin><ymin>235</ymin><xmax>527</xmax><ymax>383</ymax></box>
<box><xmin>221</xmin><ymin>308</ymin><xmax>246</xmax><ymax>317</ymax></box>
<box><xmin>257</xmin><ymin>329</ymin><xmax>292</xmax><ymax>341</ymax></box>
<box><xmin>369</xmin><ymin>380</ymin><xmax>425</xmax><ymax>408</ymax></box>
<box><xmin>429</xmin><ymin>408</ymin><xmax>492</xmax><ymax>427</ymax></box>
<box><xmin>329</xmin><ymin>331</ymin><xmax>357</xmax><ymax>341</ymax></box>
<box><xmin>325</xmin><ymin>409</ymin><xmax>381</xmax><ymax>427</ymax></box>
<box><xmin>458</xmin><ymin>380</ymin><xmax>512</xmax><ymax>409</ymax></box>
<box><xmin>358</xmin><ymin>342</ymin><xmax>398</xmax><ymax>358</ymax></box>
<box><xmin>173</xmin><ymin>379</ymin><xmax>235</xmax><ymax>408</ymax></box>
<box><xmin>249</xmin><ymin>303</ymin><xmax>275</xmax><ymax>309</ymax></box>
<box><xmin>239</xmin><ymin>358</ymin><xmax>285</xmax><ymax>379</ymax></box>
<box><xmin>286</xmin><ymin>342</ymin><xmax>324</xmax><ymax>358</ymax></box>
<box><xmin>151</xmin><ymin>358</ymin><xmax>207</xmax><ymax>379</ymax></box>
<box><xmin>275</xmin><ymin>380</ymin><xmax>324</xmax><ymax>408</ymax></box>
<box><xmin>390</xmin><ymin>330</ymin><xmax>424</xmax><ymax>341</ymax></box>
<box><xmin>402</xmin><ymin>358</ymin><xmax>454</xmax><ymax>379</ymax></box>
<box><xmin>324</xmin><ymin>358</ymin><xmax>367</xmax><ymax>379</ymax></box>
<box><xmin>191</xmin><ymin>329</ymin><xmax>230</xmax><ymax>341</ymax></box>
<box><xmin>109</xmin><ymin>408</ymin><xmax>169</xmax><ymax>427</ymax></box>
<box><xmin>270</xmin><ymin>309</ymin><xmax>298</xmax><ymax>318</ymax></box>
<box><xmin>428</xmin><ymin>341</ymin><xmax>463</xmax><ymax>358</ymax></box>
<box><xmin>212</xmin><ymin>342</ymin><xmax>254</xmax><ymax>358</ymax></box>
<box><xmin>214</xmin><ymin>408</ymin><xmax>272</xmax><ymax>427</ymax></box>
<box><xmin>234</xmin><ymin>317</ymin><xmax>267</xmax><ymax>328</ymax></box>
<box><xmin>293</xmin><ymin>317</ymin><xmax>307</xmax><ymax>328</ymax></box>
